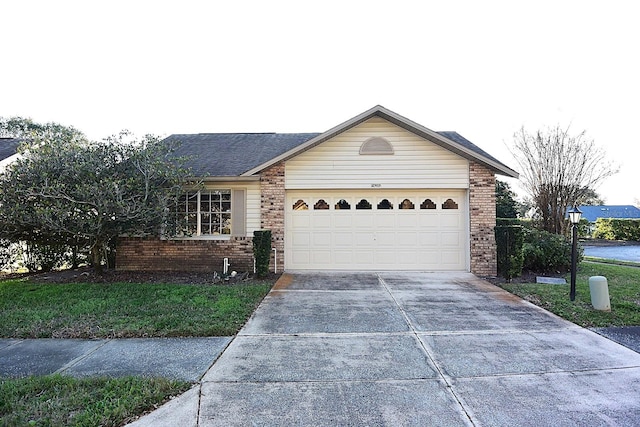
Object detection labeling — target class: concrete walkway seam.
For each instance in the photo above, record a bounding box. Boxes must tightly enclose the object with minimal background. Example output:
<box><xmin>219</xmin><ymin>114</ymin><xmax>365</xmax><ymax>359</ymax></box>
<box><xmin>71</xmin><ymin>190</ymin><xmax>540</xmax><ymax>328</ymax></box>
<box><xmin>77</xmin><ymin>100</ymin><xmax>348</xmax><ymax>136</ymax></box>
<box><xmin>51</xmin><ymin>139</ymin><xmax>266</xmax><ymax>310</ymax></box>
<box><xmin>377</xmin><ymin>273</ymin><xmax>476</xmax><ymax>426</ymax></box>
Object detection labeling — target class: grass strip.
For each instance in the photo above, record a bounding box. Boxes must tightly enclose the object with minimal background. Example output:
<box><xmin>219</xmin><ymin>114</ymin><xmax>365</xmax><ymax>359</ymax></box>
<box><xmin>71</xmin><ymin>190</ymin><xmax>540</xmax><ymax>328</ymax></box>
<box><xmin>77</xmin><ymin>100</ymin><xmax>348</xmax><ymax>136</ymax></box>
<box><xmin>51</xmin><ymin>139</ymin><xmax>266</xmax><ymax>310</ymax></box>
<box><xmin>583</xmin><ymin>256</ymin><xmax>640</xmax><ymax>268</ymax></box>
<box><xmin>0</xmin><ymin>374</ymin><xmax>190</xmax><ymax>427</ymax></box>
<box><xmin>0</xmin><ymin>281</ymin><xmax>272</xmax><ymax>338</ymax></box>
<box><xmin>501</xmin><ymin>262</ymin><xmax>640</xmax><ymax>327</ymax></box>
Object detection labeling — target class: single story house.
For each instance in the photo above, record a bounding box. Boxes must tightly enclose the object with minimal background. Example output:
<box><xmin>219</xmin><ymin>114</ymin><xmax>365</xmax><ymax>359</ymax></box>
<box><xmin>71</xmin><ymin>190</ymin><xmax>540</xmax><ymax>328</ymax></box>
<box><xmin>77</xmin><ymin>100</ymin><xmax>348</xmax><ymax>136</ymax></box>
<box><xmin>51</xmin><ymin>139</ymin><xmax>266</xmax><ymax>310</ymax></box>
<box><xmin>116</xmin><ymin>106</ymin><xmax>519</xmax><ymax>276</ymax></box>
<box><xmin>577</xmin><ymin>205</ymin><xmax>640</xmax><ymax>223</ymax></box>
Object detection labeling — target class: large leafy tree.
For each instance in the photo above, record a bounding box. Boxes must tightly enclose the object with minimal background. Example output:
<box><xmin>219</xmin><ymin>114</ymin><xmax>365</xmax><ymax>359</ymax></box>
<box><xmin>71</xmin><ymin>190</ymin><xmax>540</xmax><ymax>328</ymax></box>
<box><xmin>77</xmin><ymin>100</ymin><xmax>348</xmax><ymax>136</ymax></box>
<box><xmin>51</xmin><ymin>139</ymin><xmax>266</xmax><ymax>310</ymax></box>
<box><xmin>509</xmin><ymin>125</ymin><xmax>617</xmax><ymax>235</ymax></box>
<box><xmin>0</xmin><ymin>118</ymin><xmax>188</xmax><ymax>271</ymax></box>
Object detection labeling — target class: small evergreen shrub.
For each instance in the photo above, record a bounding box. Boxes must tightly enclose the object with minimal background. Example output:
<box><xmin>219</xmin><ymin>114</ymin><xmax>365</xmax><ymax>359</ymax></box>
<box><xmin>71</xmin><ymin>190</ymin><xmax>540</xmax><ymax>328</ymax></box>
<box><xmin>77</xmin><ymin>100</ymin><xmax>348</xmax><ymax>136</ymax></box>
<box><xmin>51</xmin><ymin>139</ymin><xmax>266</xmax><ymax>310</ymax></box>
<box><xmin>593</xmin><ymin>218</ymin><xmax>640</xmax><ymax>241</ymax></box>
<box><xmin>495</xmin><ymin>225</ymin><xmax>524</xmax><ymax>280</ymax></box>
<box><xmin>522</xmin><ymin>228</ymin><xmax>581</xmax><ymax>273</ymax></box>
<box><xmin>253</xmin><ymin>230</ymin><xmax>272</xmax><ymax>278</ymax></box>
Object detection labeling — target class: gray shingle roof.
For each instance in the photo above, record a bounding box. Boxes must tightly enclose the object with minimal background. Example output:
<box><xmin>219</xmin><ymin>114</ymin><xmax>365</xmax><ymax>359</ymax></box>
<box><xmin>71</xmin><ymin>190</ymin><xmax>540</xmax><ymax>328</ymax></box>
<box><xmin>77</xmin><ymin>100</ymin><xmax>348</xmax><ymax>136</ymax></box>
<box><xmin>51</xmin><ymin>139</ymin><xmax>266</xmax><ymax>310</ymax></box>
<box><xmin>167</xmin><ymin>130</ymin><xmax>511</xmax><ymax>178</ymax></box>
<box><xmin>436</xmin><ymin>131</ymin><xmax>507</xmax><ymax>169</ymax></box>
<box><xmin>165</xmin><ymin>133</ymin><xmax>321</xmax><ymax>176</ymax></box>
<box><xmin>0</xmin><ymin>138</ymin><xmax>20</xmax><ymax>162</ymax></box>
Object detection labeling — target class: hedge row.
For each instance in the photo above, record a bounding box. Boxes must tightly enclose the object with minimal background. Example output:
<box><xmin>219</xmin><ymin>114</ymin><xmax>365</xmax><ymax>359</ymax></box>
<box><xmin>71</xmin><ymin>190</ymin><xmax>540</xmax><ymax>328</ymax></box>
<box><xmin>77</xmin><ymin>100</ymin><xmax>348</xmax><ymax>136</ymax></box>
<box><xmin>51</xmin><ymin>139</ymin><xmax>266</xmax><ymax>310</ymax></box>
<box><xmin>495</xmin><ymin>225</ymin><xmax>581</xmax><ymax>280</ymax></box>
<box><xmin>593</xmin><ymin>218</ymin><xmax>640</xmax><ymax>241</ymax></box>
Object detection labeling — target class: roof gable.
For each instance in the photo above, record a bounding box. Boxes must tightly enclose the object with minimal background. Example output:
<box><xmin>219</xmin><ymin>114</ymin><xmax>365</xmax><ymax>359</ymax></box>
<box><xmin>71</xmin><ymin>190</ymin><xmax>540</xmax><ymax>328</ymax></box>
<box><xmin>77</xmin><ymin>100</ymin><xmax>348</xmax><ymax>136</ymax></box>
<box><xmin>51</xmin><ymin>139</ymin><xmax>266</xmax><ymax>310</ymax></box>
<box><xmin>166</xmin><ymin>106</ymin><xmax>519</xmax><ymax>179</ymax></box>
<box><xmin>243</xmin><ymin>105</ymin><xmax>518</xmax><ymax>178</ymax></box>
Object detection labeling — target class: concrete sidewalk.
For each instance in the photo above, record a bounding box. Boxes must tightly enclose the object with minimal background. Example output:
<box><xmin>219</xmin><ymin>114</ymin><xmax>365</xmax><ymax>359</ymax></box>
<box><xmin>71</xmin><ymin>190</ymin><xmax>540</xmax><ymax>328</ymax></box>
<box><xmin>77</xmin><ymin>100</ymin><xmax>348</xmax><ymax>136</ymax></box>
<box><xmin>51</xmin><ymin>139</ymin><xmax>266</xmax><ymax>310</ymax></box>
<box><xmin>0</xmin><ymin>337</ymin><xmax>231</xmax><ymax>382</ymax></box>
<box><xmin>129</xmin><ymin>272</ymin><xmax>640</xmax><ymax>426</ymax></box>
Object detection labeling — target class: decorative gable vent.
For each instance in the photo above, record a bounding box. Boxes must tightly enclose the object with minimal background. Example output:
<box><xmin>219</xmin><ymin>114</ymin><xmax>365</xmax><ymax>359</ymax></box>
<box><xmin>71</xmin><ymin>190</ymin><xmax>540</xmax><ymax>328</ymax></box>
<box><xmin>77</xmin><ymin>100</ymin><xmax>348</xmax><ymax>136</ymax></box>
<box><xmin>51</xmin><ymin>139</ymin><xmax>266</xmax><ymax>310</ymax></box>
<box><xmin>359</xmin><ymin>137</ymin><xmax>394</xmax><ymax>155</ymax></box>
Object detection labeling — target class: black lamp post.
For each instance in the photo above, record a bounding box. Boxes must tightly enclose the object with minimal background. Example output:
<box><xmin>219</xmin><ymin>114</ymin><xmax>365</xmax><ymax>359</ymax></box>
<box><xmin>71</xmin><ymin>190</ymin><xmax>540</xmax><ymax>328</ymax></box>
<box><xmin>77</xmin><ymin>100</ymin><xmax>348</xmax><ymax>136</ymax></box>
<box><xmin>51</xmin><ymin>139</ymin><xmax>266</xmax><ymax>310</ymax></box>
<box><xmin>568</xmin><ymin>206</ymin><xmax>582</xmax><ymax>301</ymax></box>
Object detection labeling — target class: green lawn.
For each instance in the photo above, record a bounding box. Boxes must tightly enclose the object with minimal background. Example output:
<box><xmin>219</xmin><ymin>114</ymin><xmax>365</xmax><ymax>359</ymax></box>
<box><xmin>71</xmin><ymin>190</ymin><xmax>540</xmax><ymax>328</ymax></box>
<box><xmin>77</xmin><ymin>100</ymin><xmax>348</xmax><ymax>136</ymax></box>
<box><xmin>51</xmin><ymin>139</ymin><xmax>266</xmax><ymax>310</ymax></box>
<box><xmin>0</xmin><ymin>277</ymin><xmax>274</xmax><ymax>425</ymax></box>
<box><xmin>501</xmin><ymin>262</ymin><xmax>640</xmax><ymax>327</ymax></box>
<box><xmin>0</xmin><ymin>280</ymin><xmax>273</xmax><ymax>338</ymax></box>
<box><xmin>0</xmin><ymin>375</ymin><xmax>190</xmax><ymax>427</ymax></box>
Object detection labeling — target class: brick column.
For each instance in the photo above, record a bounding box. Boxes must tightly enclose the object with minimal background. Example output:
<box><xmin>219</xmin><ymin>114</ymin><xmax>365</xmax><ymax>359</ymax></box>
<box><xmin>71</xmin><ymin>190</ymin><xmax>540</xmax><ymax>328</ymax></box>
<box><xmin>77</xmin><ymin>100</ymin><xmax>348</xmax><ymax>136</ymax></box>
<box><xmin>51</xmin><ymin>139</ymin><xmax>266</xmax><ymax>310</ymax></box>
<box><xmin>469</xmin><ymin>162</ymin><xmax>497</xmax><ymax>276</ymax></box>
<box><xmin>260</xmin><ymin>162</ymin><xmax>285</xmax><ymax>271</ymax></box>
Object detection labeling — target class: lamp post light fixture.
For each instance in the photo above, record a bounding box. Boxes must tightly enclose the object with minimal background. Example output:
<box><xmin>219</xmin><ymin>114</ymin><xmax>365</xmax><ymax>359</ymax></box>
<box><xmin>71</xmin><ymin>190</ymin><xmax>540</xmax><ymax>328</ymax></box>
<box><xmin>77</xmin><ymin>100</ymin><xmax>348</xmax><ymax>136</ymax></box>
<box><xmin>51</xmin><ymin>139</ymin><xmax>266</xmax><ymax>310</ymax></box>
<box><xmin>568</xmin><ymin>206</ymin><xmax>582</xmax><ymax>301</ymax></box>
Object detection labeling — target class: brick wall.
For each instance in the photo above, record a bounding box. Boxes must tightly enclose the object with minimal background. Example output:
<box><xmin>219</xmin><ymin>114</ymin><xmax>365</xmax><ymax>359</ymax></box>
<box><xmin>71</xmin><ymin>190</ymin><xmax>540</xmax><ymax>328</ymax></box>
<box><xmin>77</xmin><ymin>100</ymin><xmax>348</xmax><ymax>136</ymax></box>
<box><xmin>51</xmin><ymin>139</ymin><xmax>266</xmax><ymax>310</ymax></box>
<box><xmin>260</xmin><ymin>162</ymin><xmax>285</xmax><ymax>270</ymax></box>
<box><xmin>117</xmin><ymin>161</ymin><xmax>287</xmax><ymax>273</ymax></box>
<box><xmin>116</xmin><ymin>237</ymin><xmax>254</xmax><ymax>272</ymax></box>
<box><xmin>469</xmin><ymin>161</ymin><xmax>497</xmax><ymax>276</ymax></box>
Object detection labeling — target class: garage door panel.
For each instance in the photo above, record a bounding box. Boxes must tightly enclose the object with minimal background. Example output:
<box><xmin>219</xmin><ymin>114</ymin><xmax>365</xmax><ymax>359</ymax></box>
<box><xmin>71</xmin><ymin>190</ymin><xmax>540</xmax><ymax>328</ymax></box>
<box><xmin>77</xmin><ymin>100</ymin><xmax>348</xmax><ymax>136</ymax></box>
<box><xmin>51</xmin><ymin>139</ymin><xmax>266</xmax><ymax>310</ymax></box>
<box><xmin>419</xmin><ymin>232</ymin><xmax>439</xmax><ymax>246</ymax></box>
<box><xmin>354</xmin><ymin>214</ymin><xmax>374</xmax><ymax>228</ymax></box>
<box><xmin>376</xmin><ymin>231</ymin><xmax>396</xmax><ymax>245</ymax></box>
<box><xmin>418</xmin><ymin>250</ymin><xmax>441</xmax><ymax>264</ymax></box>
<box><xmin>441</xmin><ymin>214</ymin><xmax>461</xmax><ymax>228</ymax></box>
<box><xmin>396</xmin><ymin>231</ymin><xmax>418</xmax><ymax>246</ymax></box>
<box><xmin>395</xmin><ymin>250</ymin><xmax>418</xmax><ymax>264</ymax></box>
<box><xmin>375</xmin><ymin>250</ymin><xmax>397</xmax><ymax>265</ymax></box>
<box><xmin>418</xmin><ymin>215</ymin><xmax>439</xmax><ymax>228</ymax></box>
<box><xmin>291</xmin><ymin>251</ymin><xmax>310</xmax><ymax>264</ymax></box>
<box><xmin>313</xmin><ymin>232</ymin><xmax>332</xmax><ymax>247</ymax></box>
<box><xmin>292</xmin><ymin>232</ymin><xmax>311</xmax><ymax>246</ymax></box>
<box><xmin>291</xmin><ymin>215</ymin><xmax>311</xmax><ymax>228</ymax></box>
<box><xmin>375</xmin><ymin>215</ymin><xmax>396</xmax><ymax>228</ymax></box>
<box><xmin>441</xmin><ymin>251</ymin><xmax>463</xmax><ymax>266</ymax></box>
<box><xmin>314</xmin><ymin>215</ymin><xmax>331</xmax><ymax>228</ymax></box>
<box><xmin>334</xmin><ymin>215</ymin><xmax>352</xmax><ymax>228</ymax></box>
<box><xmin>286</xmin><ymin>190</ymin><xmax>467</xmax><ymax>270</ymax></box>
<box><xmin>355</xmin><ymin>232</ymin><xmax>375</xmax><ymax>245</ymax></box>
<box><xmin>334</xmin><ymin>232</ymin><xmax>354</xmax><ymax>246</ymax></box>
<box><xmin>354</xmin><ymin>250</ymin><xmax>375</xmax><ymax>265</ymax></box>
<box><xmin>312</xmin><ymin>251</ymin><xmax>332</xmax><ymax>264</ymax></box>
<box><xmin>397</xmin><ymin>215</ymin><xmax>418</xmax><ymax>228</ymax></box>
<box><xmin>441</xmin><ymin>232</ymin><xmax>462</xmax><ymax>247</ymax></box>
<box><xmin>333</xmin><ymin>251</ymin><xmax>354</xmax><ymax>264</ymax></box>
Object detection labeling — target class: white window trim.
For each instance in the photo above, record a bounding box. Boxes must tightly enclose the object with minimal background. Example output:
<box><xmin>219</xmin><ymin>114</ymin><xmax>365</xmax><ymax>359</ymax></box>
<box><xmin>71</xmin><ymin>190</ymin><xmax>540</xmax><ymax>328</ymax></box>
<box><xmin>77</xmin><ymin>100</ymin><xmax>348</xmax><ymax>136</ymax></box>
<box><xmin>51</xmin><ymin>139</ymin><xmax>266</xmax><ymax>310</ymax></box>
<box><xmin>169</xmin><ymin>189</ymin><xmax>233</xmax><ymax>240</ymax></box>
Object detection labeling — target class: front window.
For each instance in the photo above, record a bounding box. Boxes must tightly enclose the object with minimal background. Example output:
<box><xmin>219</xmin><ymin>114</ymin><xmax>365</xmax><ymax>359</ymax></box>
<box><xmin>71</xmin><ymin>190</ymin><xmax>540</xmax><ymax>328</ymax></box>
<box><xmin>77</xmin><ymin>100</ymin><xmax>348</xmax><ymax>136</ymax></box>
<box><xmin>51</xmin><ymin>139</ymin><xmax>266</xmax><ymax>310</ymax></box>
<box><xmin>173</xmin><ymin>190</ymin><xmax>232</xmax><ymax>236</ymax></box>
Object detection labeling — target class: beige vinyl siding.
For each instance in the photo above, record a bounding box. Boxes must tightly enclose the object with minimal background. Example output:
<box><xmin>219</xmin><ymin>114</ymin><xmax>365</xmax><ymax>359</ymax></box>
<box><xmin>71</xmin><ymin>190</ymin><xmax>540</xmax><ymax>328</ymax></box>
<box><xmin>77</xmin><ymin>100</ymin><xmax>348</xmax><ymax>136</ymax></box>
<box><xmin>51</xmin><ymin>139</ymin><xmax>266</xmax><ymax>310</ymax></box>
<box><xmin>285</xmin><ymin>117</ymin><xmax>469</xmax><ymax>190</ymax></box>
<box><xmin>203</xmin><ymin>181</ymin><xmax>260</xmax><ymax>236</ymax></box>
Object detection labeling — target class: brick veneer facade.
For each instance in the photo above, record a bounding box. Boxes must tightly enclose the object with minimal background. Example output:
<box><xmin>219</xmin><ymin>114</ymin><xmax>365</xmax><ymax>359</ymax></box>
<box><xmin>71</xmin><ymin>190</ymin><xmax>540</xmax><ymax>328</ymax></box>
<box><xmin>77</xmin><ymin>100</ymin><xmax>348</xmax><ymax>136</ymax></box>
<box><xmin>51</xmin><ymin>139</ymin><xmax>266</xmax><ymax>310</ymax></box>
<box><xmin>260</xmin><ymin>162</ymin><xmax>286</xmax><ymax>271</ymax></box>
<box><xmin>116</xmin><ymin>162</ymin><xmax>286</xmax><ymax>273</ymax></box>
<box><xmin>469</xmin><ymin>161</ymin><xmax>497</xmax><ymax>276</ymax></box>
<box><xmin>116</xmin><ymin>236</ymin><xmax>253</xmax><ymax>272</ymax></box>
<box><xmin>118</xmin><ymin>160</ymin><xmax>497</xmax><ymax>275</ymax></box>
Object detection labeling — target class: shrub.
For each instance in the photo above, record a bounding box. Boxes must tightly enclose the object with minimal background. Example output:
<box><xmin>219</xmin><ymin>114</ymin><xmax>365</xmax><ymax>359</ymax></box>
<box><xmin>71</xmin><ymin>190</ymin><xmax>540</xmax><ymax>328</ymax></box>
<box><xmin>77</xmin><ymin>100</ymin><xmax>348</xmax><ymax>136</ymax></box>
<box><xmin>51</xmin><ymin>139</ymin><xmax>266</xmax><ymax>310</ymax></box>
<box><xmin>593</xmin><ymin>218</ymin><xmax>640</xmax><ymax>241</ymax></box>
<box><xmin>495</xmin><ymin>225</ymin><xmax>524</xmax><ymax>280</ymax></box>
<box><xmin>576</xmin><ymin>218</ymin><xmax>592</xmax><ymax>239</ymax></box>
<box><xmin>22</xmin><ymin>241</ymin><xmax>67</xmax><ymax>272</ymax></box>
<box><xmin>253</xmin><ymin>230</ymin><xmax>272</xmax><ymax>278</ymax></box>
<box><xmin>0</xmin><ymin>239</ymin><xmax>19</xmax><ymax>271</ymax></box>
<box><xmin>522</xmin><ymin>228</ymin><xmax>582</xmax><ymax>273</ymax></box>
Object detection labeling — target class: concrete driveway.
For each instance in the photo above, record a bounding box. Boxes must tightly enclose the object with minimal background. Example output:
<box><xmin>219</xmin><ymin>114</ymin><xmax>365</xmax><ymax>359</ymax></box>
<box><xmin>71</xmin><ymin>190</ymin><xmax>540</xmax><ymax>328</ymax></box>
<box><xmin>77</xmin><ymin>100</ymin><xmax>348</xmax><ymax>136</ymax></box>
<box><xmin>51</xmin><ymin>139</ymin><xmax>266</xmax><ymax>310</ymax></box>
<box><xmin>131</xmin><ymin>272</ymin><xmax>640</xmax><ymax>426</ymax></box>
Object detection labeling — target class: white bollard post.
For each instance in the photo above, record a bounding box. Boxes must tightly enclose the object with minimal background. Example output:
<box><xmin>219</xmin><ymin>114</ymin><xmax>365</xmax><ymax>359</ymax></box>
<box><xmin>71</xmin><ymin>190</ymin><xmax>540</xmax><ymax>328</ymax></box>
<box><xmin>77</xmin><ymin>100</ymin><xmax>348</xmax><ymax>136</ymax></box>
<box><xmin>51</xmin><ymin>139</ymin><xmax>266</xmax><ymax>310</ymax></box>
<box><xmin>589</xmin><ymin>276</ymin><xmax>611</xmax><ymax>311</ymax></box>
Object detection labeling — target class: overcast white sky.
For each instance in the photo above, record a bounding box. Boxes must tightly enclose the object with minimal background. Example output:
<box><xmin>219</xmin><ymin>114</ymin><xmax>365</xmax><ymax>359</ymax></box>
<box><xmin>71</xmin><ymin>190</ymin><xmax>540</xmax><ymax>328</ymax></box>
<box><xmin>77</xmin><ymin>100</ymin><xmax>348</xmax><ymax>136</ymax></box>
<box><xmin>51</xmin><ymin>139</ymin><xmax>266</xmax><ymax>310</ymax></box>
<box><xmin>2</xmin><ymin>0</ymin><xmax>638</xmax><ymax>204</ymax></box>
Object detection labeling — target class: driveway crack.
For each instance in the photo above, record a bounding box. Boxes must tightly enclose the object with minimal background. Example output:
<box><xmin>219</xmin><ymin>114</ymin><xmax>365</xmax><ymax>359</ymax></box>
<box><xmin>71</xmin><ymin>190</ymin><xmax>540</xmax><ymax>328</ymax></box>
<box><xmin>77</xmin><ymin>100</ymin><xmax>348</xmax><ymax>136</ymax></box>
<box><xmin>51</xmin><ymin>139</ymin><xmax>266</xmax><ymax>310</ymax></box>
<box><xmin>377</xmin><ymin>273</ymin><xmax>477</xmax><ymax>426</ymax></box>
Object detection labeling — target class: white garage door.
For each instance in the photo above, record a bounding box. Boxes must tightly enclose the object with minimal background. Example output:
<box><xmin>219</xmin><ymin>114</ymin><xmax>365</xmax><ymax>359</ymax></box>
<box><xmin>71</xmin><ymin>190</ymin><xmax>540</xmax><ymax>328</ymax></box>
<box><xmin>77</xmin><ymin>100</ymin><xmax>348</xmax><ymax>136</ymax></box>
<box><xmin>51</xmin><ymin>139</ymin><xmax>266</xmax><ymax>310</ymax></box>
<box><xmin>285</xmin><ymin>190</ymin><xmax>468</xmax><ymax>271</ymax></box>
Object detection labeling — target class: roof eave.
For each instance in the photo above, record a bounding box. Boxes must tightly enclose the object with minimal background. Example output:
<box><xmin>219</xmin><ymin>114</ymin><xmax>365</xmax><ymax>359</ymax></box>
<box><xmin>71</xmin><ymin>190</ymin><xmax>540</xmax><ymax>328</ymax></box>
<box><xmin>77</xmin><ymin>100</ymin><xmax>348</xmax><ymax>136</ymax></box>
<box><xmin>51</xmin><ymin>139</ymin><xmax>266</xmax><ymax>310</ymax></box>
<box><xmin>242</xmin><ymin>105</ymin><xmax>519</xmax><ymax>179</ymax></box>
<box><xmin>190</xmin><ymin>176</ymin><xmax>261</xmax><ymax>182</ymax></box>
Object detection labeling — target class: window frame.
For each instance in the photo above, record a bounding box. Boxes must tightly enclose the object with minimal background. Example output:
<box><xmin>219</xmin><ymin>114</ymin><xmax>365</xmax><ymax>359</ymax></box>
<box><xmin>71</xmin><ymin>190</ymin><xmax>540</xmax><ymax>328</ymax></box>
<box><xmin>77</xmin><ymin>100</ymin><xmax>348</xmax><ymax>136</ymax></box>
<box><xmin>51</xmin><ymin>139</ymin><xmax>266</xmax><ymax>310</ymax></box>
<box><xmin>172</xmin><ymin>189</ymin><xmax>234</xmax><ymax>239</ymax></box>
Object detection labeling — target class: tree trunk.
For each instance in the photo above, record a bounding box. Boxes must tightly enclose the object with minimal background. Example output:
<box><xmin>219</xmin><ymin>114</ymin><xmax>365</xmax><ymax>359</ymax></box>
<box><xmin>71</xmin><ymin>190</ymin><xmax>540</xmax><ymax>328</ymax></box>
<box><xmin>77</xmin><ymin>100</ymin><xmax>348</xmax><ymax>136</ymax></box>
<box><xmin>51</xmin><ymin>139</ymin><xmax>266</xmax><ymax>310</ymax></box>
<box><xmin>90</xmin><ymin>243</ymin><xmax>104</xmax><ymax>274</ymax></box>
